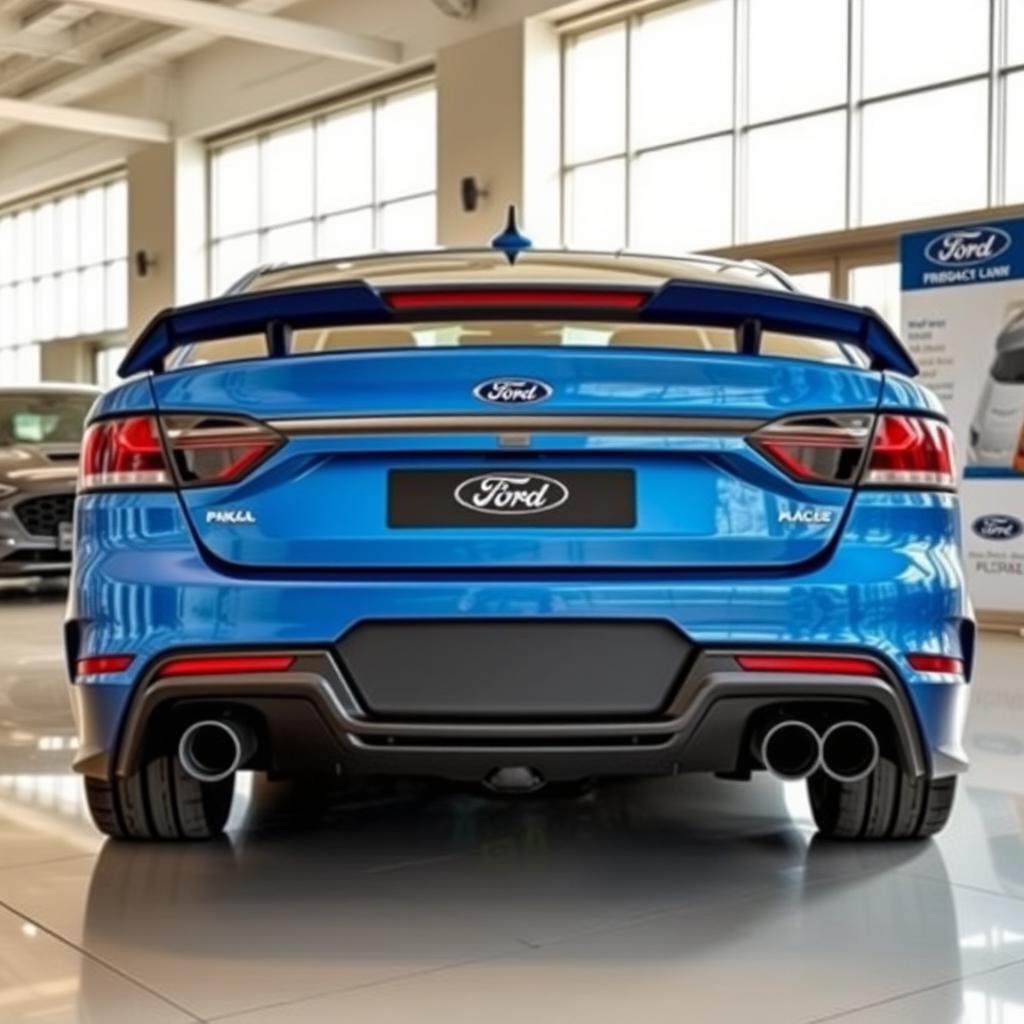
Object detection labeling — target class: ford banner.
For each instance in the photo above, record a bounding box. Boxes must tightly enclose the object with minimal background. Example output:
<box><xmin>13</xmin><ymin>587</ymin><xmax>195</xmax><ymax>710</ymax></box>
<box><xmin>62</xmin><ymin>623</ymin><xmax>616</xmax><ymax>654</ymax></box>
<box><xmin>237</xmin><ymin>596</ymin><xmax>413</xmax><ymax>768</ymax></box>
<box><xmin>902</xmin><ymin>216</ymin><xmax>1024</xmax><ymax>615</ymax></box>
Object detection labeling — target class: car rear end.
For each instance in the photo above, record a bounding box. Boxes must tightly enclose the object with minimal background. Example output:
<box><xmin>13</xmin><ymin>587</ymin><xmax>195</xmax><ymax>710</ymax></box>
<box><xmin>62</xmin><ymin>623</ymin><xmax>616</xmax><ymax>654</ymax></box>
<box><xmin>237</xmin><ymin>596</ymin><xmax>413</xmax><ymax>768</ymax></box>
<box><xmin>0</xmin><ymin>387</ymin><xmax>98</xmax><ymax>576</ymax></box>
<box><xmin>65</xmin><ymin>252</ymin><xmax>972</xmax><ymax>841</ymax></box>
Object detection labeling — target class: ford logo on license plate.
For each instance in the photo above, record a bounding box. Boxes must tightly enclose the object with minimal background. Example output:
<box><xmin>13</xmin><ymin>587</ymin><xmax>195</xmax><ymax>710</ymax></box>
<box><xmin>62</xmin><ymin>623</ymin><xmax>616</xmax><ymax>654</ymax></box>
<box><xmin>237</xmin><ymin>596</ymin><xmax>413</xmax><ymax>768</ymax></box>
<box><xmin>454</xmin><ymin>473</ymin><xmax>569</xmax><ymax>515</ymax></box>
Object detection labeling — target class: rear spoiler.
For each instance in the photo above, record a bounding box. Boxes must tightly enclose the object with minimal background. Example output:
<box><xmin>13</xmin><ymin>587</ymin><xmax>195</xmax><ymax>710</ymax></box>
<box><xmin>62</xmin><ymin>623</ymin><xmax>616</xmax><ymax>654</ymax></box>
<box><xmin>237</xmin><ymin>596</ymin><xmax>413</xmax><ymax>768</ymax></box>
<box><xmin>119</xmin><ymin>279</ymin><xmax>917</xmax><ymax>378</ymax></box>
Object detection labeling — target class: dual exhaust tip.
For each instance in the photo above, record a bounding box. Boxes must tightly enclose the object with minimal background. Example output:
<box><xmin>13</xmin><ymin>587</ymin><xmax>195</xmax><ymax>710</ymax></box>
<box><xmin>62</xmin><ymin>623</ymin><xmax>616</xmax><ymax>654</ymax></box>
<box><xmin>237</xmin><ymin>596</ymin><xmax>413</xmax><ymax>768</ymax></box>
<box><xmin>760</xmin><ymin>719</ymin><xmax>879</xmax><ymax>783</ymax></box>
<box><xmin>177</xmin><ymin>715</ymin><xmax>877</xmax><ymax>788</ymax></box>
<box><xmin>178</xmin><ymin>718</ymin><xmax>255</xmax><ymax>783</ymax></box>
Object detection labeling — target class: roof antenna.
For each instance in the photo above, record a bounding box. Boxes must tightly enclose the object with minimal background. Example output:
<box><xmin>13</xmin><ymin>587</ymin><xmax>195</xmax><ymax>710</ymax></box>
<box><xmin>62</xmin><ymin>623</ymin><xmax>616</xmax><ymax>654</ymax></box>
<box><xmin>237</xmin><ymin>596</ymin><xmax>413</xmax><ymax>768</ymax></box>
<box><xmin>490</xmin><ymin>204</ymin><xmax>532</xmax><ymax>264</ymax></box>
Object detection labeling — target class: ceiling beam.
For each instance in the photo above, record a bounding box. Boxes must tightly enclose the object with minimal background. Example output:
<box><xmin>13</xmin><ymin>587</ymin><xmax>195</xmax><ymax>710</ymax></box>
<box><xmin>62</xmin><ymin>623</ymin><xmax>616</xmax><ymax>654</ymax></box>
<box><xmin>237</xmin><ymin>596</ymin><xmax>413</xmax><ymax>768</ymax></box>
<box><xmin>75</xmin><ymin>0</ymin><xmax>401</xmax><ymax>67</ymax></box>
<box><xmin>0</xmin><ymin>96</ymin><xmax>169</xmax><ymax>140</ymax></box>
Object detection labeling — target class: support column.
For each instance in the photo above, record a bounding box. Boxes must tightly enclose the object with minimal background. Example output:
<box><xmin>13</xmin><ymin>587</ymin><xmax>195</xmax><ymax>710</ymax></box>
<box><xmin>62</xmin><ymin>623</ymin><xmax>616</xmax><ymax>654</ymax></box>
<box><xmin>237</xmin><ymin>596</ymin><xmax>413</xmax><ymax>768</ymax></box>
<box><xmin>126</xmin><ymin>139</ymin><xmax>207</xmax><ymax>338</ymax></box>
<box><xmin>436</xmin><ymin>19</ymin><xmax>560</xmax><ymax>248</ymax></box>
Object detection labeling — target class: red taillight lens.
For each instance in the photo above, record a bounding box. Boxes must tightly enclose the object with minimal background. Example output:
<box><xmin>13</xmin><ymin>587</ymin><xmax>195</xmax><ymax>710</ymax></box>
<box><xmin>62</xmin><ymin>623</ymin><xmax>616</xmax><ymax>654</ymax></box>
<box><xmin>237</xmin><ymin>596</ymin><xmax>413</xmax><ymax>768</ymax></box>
<box><xmin>76</xmin><ymin>655</ymin><xmax>134</xmax><ymax>677</ymax></box>
<box><xmin>80</xmin><ymin>414</ymin><xmax>279</xmax><ymax>490</ymax></box>
<box><xmin>863</xmin><ymin>415</ymin><xmax>956</xmax><ymax>490</ymax></box>
<box><xmin>736</xmin><ymin>654</ymin><xmax>880</xmax><ymax>676</ymax></box>
<box><xmin>161</xmin><ymin>416</ymin><xmax>281</xmax><ymax>486</ymax></box>
<box><xmin>753</xmin><ymin>413</ymin><xmax>957</xmax><ymax>491</ymax></box>
<box><xmin>385</xmin><ymin>288</ymin><xmax>650</xmax><ymax>311</ymax></box>
<box><xmin>907</xmin><ymin>654</ymin><xmax>964</xmax><ymax>676</ymax></box>
<box><xmin>751</xmin><ymin>415</ymin><xmax>873</xmax><ymax>484</ymax></box>
<box><xmin>80</xmin><ymin>416</ymin><xmax>170</xmax><ymax>491</ymax></box>
<box><xmin>157</xmin><ymin>655</ymin><xmax>296</xmax><ymax>678</ymax></box>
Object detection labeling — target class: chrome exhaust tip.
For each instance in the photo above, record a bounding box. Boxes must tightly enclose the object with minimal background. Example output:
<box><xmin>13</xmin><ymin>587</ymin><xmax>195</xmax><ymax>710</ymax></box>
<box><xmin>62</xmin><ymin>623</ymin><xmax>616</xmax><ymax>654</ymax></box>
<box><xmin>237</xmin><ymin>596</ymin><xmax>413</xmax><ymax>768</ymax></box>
<box><xmin>484</xmin><ymin>766</ymin><xmax>545</xmax><ymax>794</ymax></box>
<box><xmin>178</xmin><ymin>719</ymin><xmax>254</xmax><ymax>783</ymax></box>
<box><xmin>820</xmin><ymin>720</ymin><xmax>879</xmax><ymax>783</ymax></box>
<box><xmin>759</xmin><ymin>720</ymin><xmax>822</xmax><ymax>781</ymax></box>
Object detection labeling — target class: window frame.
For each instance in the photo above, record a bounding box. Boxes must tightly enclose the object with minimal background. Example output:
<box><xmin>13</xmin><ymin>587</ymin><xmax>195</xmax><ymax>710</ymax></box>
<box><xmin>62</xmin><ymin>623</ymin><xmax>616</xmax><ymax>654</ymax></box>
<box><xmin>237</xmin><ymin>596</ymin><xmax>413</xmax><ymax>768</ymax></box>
<box><xmin>560</xmin><ymin>0</ymin><xmax>1024</xmax><ymax>250</ymax></box>
<box><xmin>0</xmin><ymin>172</ymin><xmax>128</xmax><ymax>385</ymax></box>
<box><xmin>206</xmin><ymin>78</ymin><xmax>437</xmax><ymax>296</ymax></box>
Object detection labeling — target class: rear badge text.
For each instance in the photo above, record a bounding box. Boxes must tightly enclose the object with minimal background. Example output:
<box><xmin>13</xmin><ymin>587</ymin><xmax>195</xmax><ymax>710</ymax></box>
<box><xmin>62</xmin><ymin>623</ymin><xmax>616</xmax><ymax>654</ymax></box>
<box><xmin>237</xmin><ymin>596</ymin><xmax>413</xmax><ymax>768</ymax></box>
<box><xmin>206</xmin><ymin>509</ymin><xmax>257</xmax><ymax>525</ymax></box>
<box><xmin>778</xmin><ymin>507</ymin><xmax>835</xmax><ymax>526</ymax></box>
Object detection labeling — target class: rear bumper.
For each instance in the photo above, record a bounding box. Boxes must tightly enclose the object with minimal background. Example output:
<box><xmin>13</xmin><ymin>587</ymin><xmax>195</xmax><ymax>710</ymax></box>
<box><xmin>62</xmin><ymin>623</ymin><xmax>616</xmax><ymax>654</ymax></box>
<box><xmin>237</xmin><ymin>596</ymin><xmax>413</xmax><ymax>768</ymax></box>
<box><xmin>73</xmin><ymin>647</ymin><xmax>942</xmax><ymax>784</ymax></box>
<box><xmin>66</xmin><ymin>489</ymin><xmax>973</xmax><ymax>782</ymax></box>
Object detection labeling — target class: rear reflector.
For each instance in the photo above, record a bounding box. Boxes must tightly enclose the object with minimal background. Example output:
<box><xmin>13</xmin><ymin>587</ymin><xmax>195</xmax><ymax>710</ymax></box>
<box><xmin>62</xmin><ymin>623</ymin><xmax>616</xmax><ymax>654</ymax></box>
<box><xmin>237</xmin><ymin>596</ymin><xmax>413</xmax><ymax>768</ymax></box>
<box><xmin>76</xmin><ymin>655</ymin><xmax>134</xmax><ymax>677</ymax></box>
<box><xmin>156</xmin><ymin>655</ymin><xmax>296</xmax><ymax>678</ymax></box>
<box><xmin>907</xmin><ymin>654</ymin><xmax>964</xmax><ymax>676</ymax></box>
<box><xmin>736</xmin><ymin>654</ymin><xmax>880</xmax><ymax>676</ymax></box>
<box><xmin>80</xmin><ymin>416</ymin><xmax>170</xmax><ymax>491</ymax></box>
<box><xmin>386</xmin><ymin>288</ymin><xmax>650</xmax><ymax>311</ymax></box>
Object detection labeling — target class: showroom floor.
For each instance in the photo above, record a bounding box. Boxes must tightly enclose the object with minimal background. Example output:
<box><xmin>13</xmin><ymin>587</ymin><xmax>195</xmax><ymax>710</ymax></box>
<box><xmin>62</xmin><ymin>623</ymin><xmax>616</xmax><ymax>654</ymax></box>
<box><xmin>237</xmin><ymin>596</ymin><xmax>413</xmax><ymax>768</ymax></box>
<box><xmin>1</xmin><ymin>589</ymin><xmax>1023</xmax><ymax>1023</ymax></box>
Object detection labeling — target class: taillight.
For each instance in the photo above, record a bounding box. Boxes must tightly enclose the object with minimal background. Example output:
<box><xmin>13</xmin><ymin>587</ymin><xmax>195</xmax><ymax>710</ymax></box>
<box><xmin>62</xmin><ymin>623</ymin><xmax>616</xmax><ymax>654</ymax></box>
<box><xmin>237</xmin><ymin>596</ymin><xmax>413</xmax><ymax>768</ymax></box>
<box><xmin>79</xmin><ymin>414</ymin><xmax>281</xmax><ymax>491</ymax></box>
<box><xmin>80</xmin><ymin>416</ymin><xmax>169</xmax><ymax>491</ymax></box>
<box><xmin>752</xmin><ymin>413</ymin><xmax>956</xmax><ymax>491</ymax></box>
<box><xmin>161</xmin><ymin>416</ymin><xmax>282</xmax><ymax>486</ymax></box>
<box><xmin>862</xmin><ymin>414</ymin><xmax>956</xmax><ymax>491</ymax></box>
<box><xmin>385</xmin><ymin>288</ymin><xmax>650</xmax><ymax>311</ymax></box>
<box><xmin>751</xmin><ymin>415</ymin><xmax>873</xmax><ymax>485</ymax></box>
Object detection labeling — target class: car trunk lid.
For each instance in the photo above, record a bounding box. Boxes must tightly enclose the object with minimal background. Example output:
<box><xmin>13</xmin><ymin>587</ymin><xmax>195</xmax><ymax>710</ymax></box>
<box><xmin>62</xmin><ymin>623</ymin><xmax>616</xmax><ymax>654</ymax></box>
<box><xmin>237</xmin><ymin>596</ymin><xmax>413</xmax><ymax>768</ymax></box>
<box><xmin>151</xmin><ymin>348</ymin><xmax>883</xmax><ymax>571</ymax></box>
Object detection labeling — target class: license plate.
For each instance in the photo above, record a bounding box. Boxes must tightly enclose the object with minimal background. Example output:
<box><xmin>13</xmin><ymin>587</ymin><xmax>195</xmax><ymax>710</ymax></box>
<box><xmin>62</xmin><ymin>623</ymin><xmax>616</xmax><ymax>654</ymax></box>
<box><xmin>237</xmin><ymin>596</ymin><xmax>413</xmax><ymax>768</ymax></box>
<box><xmin>58</xmin><ymin>522</ymin><xmax>73</xmax><ymax>551</ymax></box>
<box><xmin>388</xmin><ymin>469</ymin><xmax>635</xmax><ymax>528</ymax></box>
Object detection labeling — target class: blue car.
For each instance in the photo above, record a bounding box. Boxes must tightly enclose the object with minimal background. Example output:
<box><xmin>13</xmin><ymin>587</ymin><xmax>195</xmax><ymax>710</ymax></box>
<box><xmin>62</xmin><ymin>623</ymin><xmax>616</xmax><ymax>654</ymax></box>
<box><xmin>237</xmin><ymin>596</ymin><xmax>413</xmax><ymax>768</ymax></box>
<box><xmin>65</xmin><ymin>221</ymin><xmax>971</xmax><ymax>842</ymax></box>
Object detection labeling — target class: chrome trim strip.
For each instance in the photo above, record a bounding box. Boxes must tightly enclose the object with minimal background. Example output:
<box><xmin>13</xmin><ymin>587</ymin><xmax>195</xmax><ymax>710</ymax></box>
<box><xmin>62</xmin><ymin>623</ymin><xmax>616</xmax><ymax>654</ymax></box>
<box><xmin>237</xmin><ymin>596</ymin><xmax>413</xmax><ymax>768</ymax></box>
<box><xmin>267</xmin><ymin>414</ymin><xmax>765</xmax><ymax>437</ymax></box>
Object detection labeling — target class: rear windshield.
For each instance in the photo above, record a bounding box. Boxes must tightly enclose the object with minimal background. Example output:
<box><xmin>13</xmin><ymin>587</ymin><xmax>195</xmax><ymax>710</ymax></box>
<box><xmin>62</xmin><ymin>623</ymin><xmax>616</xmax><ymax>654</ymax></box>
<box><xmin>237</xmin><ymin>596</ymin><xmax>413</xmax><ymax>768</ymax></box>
<box><xmin>0</xmin><ymin>393</ymin><xmax>95</xmax><ymax>445</ymax></box>
<box><xmin>175</xmin><ymin>321</ymin><xmax>861</xmax><ymax>367</ymax></box>
<box><xmin>992</xmin><ymin>346</ymin><xmax>1024</xmax><ymax>384</ymax></box>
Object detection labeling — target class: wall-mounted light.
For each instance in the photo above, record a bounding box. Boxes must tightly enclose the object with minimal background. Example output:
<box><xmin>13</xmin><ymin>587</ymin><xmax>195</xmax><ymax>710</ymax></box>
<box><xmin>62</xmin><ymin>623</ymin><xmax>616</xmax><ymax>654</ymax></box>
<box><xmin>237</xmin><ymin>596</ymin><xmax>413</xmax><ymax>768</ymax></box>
<box><xmin>460</xmin><ymin>176</ymin><xmax>488</xmax><ymax>212</ymax></box>
<box><xmin>134</xmin><ymin>249</ymin><xmax>156</xmax><ymax>277</ymax></box>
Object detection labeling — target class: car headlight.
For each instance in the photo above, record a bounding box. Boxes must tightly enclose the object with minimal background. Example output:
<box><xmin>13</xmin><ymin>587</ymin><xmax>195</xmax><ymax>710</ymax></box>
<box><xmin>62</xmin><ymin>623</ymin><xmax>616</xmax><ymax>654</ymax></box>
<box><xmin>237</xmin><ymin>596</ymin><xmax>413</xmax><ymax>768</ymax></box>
<box><xmin>0</xmin><ymin>483</ymin><xmax>14</xmax><ymax>499</ymax></box>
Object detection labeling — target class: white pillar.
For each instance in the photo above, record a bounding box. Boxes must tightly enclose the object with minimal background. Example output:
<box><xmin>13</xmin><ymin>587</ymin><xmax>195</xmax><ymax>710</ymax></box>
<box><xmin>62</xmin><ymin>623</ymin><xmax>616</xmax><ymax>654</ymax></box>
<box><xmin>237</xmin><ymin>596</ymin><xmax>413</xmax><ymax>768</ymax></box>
<box><xmin>436</xmin><ymin>19</ymin><xmax>561</xmax><ymax>248</ymax></box>
<box><xmin>126</xmin><ymin>139</ymin><xmax>207</xmax><ymax>338</ymax></box>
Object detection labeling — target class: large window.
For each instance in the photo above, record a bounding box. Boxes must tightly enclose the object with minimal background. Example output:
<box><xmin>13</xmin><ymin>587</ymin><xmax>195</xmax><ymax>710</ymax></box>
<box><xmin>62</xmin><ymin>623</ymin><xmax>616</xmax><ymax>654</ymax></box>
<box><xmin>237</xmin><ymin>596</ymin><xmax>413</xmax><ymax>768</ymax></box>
<box><xmin>0</xmin><ymin>178</ymin><xmax>127</xmax><ymax>384</ymax></box>
<box><xmin>563</xmin><ymin>0</ymin><xmax>1024</xmax><ymax>252</ymax></box>
<box><xmin>208</xmin><ymin>84</ymin><xmax>436</xmax><ymax>295</ymax></box>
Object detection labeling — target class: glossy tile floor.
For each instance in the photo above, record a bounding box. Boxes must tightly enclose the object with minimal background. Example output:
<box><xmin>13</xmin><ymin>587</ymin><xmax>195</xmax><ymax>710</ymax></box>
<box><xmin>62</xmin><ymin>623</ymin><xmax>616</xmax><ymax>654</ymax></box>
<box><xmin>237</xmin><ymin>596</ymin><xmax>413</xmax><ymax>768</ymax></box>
<box><xmin>2</xmin><ymin>588</ymin><xmax>1024</xmax><ymax>1023</ymax></box>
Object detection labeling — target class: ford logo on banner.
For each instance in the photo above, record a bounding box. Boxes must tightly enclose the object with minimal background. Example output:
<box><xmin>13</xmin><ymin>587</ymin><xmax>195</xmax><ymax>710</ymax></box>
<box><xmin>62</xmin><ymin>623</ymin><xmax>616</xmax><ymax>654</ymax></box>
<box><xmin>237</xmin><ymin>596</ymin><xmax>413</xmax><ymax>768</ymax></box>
<box><xmin>925</xmin><ymin>227</ymin><xmax>1012</xmax><ymax>267</ymax></box>
<box><xmin>972</xmin><ymin>514</ymin><xmax>1024</xmax><ymax>541</ymax></box>
<box><xmin>473</xmin><ymin>378</ymin><xmax>553</xmax><ymax>404</ymax></box>
<box><xmin>454</xmin><ymin>473</ymin><xmax>569</xmax><ymax>515</ymax></box>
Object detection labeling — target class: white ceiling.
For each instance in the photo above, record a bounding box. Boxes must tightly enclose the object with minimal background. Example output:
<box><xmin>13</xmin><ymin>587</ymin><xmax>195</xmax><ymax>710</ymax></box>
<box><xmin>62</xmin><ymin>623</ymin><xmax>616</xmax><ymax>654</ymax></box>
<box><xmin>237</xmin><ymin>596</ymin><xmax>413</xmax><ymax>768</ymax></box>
<box><xmin>0</xmin><ymin>0</ymin><xmax>411</xmax><ymax>140</ymax></box>
<box><xmin>0</xmin><ymin>0</ymin><xmax>582</xmax><ymax>203</ymax></box>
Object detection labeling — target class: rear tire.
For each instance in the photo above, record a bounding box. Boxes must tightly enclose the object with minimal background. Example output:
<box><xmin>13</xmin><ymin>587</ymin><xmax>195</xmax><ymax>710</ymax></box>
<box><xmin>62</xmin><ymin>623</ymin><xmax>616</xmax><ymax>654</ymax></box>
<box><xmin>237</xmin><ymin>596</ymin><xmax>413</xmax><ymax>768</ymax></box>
<box><xmin>84</xmin><ymin>755</ymin><xmax>234</xmax><ymax>840</ymax></box>
<box><xmin>808</xmin><ymin>756</ymin><xmax>956</xmax><ymax>840</ymax></box>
